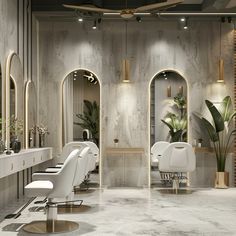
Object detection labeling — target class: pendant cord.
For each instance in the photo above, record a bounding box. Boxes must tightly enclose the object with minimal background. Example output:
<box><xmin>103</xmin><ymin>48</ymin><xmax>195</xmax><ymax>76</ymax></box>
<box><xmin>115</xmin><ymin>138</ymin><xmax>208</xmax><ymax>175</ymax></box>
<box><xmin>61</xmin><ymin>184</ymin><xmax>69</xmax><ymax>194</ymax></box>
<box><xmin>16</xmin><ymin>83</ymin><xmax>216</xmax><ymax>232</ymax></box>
<box><xmin>220</xmin><ymin>20</ymin><xmax>222</xmax><ymax>58</ymax></box>
<box><xmin>125</xmin><ymin>21</ymin><xmax>128</xmax><ymax>58</ymax></box>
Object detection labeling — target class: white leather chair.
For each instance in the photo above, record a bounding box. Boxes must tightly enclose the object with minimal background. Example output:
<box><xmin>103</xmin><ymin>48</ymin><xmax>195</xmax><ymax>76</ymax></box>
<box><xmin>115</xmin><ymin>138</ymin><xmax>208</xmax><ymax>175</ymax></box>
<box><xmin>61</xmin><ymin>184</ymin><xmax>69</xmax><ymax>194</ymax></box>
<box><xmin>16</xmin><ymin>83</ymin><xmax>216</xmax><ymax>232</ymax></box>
<box><xmin>22</xmin><ymin>149</ymin><xmax>80</xmax><ymax>234</ymax></box>
<box><xmin>83</xmin><ymin>141</ymin><xmax>99</xmax><ymax>168</ymax></box>
<box><xmin>151</xmin><ymin>141</ymin><xmax>169</xmax><ymax>167</ymax></box>
<box><xmin>159</xmin><ymin>142</ymin><xmax>196</xmax><ymax>192</ymax></box>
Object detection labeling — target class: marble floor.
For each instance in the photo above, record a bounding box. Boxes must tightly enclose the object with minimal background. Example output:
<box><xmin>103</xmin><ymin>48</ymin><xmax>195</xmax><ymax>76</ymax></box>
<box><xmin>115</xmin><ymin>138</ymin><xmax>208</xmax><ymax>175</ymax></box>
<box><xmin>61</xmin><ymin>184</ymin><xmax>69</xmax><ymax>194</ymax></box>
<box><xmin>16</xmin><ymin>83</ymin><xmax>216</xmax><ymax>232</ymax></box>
<box><xmin>1</xmin><ymin>188</ymin><xmax>236</xmax><ymax>235</ymax></box>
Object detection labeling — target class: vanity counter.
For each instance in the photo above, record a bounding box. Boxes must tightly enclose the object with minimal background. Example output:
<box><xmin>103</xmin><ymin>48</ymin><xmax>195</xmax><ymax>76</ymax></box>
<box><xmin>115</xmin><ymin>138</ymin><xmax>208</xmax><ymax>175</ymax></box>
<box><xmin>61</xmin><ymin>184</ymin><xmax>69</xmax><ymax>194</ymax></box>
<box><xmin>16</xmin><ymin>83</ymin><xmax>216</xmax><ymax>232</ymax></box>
<box><xmin>0</xmin><ymin>148</ymin><xmax>53</xmax><ymax>179</ymax></box>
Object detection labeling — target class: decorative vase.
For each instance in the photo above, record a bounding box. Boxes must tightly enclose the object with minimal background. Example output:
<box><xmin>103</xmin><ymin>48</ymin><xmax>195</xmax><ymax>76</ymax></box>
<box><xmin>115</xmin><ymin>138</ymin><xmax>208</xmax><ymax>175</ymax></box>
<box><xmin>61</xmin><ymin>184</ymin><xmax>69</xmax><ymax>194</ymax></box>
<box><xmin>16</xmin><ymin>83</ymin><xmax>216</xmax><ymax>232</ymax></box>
<box><xmin>0</xmin><ymin>139</ymin><xmax>5</xmax><ymax>154</ymax></box>
<box><xmin>215</xmin><ymin>172</ymin><xmax>229</xmax><ymax>189</ymax></box>
<box><xmin>11</xmin><ymin>137</ymin><xmax>21</xmax><ymax>153</ymax></box>
<box><xmin>39</xmin><ymin>133</ymin><xmax>45</xmax><ymax>148</ymax></box>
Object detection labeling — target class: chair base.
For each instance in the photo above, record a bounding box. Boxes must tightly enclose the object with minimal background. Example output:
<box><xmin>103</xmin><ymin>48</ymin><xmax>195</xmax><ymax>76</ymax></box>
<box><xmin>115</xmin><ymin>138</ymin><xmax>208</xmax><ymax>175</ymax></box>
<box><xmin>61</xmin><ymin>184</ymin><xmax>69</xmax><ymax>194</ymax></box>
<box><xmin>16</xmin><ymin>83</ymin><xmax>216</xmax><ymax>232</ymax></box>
<box><xmin>158</xmin><ymin>189</ymin><xmax>194</xmax><ymax>194</ymax></box>
<box><xmin>58</xmin><ymin>204</ymin><xmax>91</xmax><ymax>214</ymax></box>
<box><xmin>22</xmin><ymin>220</ymin><xmax>79</xmax><ymax>234</ymax></box>
<box><xmin>74</xmin><ymin>188</ymin><xmax>96</xmax><ymax>194</ymax></box>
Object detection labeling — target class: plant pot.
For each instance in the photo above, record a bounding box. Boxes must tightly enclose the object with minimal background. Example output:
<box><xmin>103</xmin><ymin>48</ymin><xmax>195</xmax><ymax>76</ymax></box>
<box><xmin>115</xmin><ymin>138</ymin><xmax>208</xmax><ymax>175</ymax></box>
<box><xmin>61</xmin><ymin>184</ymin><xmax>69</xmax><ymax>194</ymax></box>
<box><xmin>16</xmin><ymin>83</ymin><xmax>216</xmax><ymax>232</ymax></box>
<box><xmin>215</xmin><ymin>172</ymin><xmax>229</xmax><ymax>189</ymax></box>
<box><xmin>11</xmin><ymin>139</ymin><xmax>21</xmax><ymax>153</ymax></box>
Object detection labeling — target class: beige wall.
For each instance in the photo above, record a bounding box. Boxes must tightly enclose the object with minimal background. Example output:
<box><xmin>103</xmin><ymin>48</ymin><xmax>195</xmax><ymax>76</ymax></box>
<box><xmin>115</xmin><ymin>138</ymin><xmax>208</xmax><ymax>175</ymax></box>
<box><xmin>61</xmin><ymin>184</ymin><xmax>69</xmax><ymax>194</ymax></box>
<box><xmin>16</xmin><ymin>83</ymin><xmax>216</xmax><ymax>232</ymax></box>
<box><xmin>34</xmin><ymin>19</ymin><xmax>234</xmax><ymax>186</ymax></box>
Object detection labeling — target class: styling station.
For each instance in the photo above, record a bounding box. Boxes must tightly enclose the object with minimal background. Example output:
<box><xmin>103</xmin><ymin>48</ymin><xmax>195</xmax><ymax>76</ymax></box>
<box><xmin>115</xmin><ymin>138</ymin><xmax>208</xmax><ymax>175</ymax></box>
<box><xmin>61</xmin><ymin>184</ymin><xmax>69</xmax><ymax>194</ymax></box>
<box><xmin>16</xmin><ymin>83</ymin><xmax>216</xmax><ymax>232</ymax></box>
<box><xmin>0</xmin><ymin>0</ymin><xmax>236</xmax><ymax>235</ymax></box>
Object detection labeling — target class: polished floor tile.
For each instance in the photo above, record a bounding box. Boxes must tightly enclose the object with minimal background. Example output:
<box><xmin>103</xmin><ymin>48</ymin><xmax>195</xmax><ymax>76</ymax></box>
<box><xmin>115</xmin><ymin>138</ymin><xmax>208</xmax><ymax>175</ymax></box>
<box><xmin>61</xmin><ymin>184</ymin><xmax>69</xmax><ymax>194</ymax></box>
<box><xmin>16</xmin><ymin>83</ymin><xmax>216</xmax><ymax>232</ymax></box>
<box><xmin>0</xmin><ymin>188</ymin><xmax>236</xmax><ymax>235</ymax></box>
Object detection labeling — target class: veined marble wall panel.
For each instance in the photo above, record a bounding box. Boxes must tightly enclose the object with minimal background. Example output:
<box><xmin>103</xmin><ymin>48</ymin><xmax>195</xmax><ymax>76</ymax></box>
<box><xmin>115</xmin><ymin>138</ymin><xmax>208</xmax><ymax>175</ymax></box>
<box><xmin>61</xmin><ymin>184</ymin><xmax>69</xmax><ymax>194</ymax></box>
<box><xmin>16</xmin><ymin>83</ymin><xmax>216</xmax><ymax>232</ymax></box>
<box><xmin>0</xmin><ymin>0</ymin><xmax>33</xmax><ymax>208</ymax></box>
<box><xmin>36</xmin><ymin>20</ymin><xmax>234</xmax><ymax>186</ymax></box>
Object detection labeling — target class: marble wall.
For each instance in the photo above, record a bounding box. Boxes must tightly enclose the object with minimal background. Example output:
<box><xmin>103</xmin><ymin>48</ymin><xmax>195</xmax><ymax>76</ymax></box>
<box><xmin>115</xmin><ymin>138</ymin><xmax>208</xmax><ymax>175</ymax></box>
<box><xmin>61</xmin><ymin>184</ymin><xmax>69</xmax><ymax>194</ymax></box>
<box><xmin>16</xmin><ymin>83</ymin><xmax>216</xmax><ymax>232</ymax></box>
<box><xmin>34</xmin><ymin>19</ymin><xmax>234</xmax><ymax>186</ymax></box>
<box><xmin>0</xmin><ymin>0</ymin><xmax>34</xmax><ymax>208</ymax></box>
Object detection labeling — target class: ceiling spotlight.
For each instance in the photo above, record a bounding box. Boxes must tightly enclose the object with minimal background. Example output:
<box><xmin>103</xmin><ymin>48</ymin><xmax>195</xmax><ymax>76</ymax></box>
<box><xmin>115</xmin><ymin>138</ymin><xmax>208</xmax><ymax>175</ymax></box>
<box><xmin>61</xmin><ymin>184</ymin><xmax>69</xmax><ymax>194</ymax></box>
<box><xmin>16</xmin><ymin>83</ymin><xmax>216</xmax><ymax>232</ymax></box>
<box><xmin>221</xmin><ymin>17</ymin><xmax>225</xmax><ymax>23</ymax></box>
<box><xmin>180</xmin><ymin>17</ymin><xmax>185</xmax><ymax>22</ymax></box>
<box><xmin>228</xmin><ymin>16</ymin><xmax>232</xmax><ymax>23</ymax></box>
<box><xmin>92</xmin><ymin>20</ymin><xmax>97</xmax><ymax>29</ymax></box>
<box><xmin>98</xmin><ymin>18</ymin><xmax>102</xmax><ymax>24</ymax></box>
<box><xmin>136</xmin><ymin>16</ymin><xmax>142</xmax><ymax>23</ymax></box>
<box><xmin>78</xmin><ymin>17</ymin><xmax>83</xmax><ymax>22</ymax></box>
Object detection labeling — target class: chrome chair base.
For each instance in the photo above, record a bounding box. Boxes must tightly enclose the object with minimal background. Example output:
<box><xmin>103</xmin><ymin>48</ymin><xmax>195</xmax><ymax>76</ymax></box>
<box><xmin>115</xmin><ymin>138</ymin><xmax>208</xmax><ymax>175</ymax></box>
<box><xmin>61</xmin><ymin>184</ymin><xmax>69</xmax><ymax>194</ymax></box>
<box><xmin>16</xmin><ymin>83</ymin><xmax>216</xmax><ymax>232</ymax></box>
<box><xmin>22</xmin><ymin>220</ymin><xmax>79</xmax><ymax>234</ymax></box>
<box><xmin>58</xmin><ymin>204</ymin><xmax>92</xmax><ymax>214</ymax></box>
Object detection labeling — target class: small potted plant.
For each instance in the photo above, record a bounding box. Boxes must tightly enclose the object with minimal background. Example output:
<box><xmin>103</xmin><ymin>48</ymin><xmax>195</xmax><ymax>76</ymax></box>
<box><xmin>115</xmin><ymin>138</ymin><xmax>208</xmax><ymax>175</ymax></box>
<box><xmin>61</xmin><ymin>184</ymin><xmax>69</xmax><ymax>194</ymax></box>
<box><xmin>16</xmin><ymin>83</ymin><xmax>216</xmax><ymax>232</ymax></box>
<box><xmin>37</xmin><ymin>124</ymin><xmax>49</xmax><ymax>147</ymax></box>
<box><xmin>200</xmin><ymin>96</ymin><xmax>236</xmax><ymax>188</ymax></box>
<box><xmin>9</xmin><ymin>115</ymin><xmax>24</xmax><ymax>153</ymax></box>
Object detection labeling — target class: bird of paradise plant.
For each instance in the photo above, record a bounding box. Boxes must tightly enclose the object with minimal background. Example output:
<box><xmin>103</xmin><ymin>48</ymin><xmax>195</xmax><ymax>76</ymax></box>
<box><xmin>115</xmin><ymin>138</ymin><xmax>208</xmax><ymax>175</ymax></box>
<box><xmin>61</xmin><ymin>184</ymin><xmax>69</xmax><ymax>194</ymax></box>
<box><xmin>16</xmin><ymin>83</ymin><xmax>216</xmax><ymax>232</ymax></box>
<box><xmin>200</xmin><ymin>96</ymin><xmax>236</xmax><ymax>172</ymax></box>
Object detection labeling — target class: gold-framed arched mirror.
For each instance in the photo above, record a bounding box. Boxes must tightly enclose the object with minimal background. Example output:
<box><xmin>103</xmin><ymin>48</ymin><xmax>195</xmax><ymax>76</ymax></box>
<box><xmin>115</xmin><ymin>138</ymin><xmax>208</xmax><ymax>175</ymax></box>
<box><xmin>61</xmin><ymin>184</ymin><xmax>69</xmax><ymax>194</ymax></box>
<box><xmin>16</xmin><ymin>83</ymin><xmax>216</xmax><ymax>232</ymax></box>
<box><xmin>62</xmin><ymin>69</ymin><xmax>100</xmax><ymax>146</ymax></box>
<box><xmin>61</xmin><ymin>69</ymin><xmax>101</xmax><ymax>185</ymax></box>
<box><xmin>25</xmin><ymin>80</ymin><xmax>37</xmax><ymax>149</ymax></box>
<box><xmin>6</xmin><ymin>52</ymin><xmax>24</xmax><ymax>151</ymax></box>
<box><xmin>149</xmin><ymin>70</ymin><xmax>188</xmax><ymax>187</ymax></box>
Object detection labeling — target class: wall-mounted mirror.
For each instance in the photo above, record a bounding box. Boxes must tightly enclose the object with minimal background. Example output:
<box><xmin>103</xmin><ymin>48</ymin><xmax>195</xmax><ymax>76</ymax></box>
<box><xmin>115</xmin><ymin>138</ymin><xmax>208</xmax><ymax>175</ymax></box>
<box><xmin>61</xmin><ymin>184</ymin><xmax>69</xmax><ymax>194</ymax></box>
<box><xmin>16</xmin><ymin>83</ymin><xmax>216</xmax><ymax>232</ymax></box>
<box><xmin>62</xmin><ymin>69</ymin><xmax>100</xmax><ymax>146</ymax></box>
<box><xmin>6</xmin><ymin>52</ymin><xmax>24</xmax><ymax>151</ymax></box>
<box><xmin>25</xmin><ymin>80</ymin><xmax>37</xmax><ymax>149</ymax></box>
<box><xmin>62</xmin><ymin>69</ymin><xmax>100</xmax><ymax>185</ymax></box>
<box><xmin>150</xmin><ymin>70</ymin><xmax>188</xmax><ymax>187</ymax></box>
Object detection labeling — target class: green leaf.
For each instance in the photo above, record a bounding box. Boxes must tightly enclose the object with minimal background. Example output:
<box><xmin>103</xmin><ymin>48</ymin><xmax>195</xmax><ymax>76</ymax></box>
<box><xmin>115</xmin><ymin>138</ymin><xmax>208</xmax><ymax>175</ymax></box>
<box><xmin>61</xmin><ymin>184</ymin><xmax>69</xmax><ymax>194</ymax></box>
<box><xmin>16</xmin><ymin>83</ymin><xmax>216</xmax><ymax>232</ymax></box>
<box><xmin>161</xmin><ymin>119</ymin><xmax>174</xmax><ymax>132</ymax></box>
<box><xmin>220</xmin><ymin>96</ymin><xmax>232</xmax><ymax>122</ymax></box>
<box><xmin>205</xmin><ymin>100</ymin><xmax>224</xmax><ymax>133</ymax></box>
<box><xmin>201</xmin><ymin>117</ymin><xmax>218</xmax><ymax>142</ymax></box>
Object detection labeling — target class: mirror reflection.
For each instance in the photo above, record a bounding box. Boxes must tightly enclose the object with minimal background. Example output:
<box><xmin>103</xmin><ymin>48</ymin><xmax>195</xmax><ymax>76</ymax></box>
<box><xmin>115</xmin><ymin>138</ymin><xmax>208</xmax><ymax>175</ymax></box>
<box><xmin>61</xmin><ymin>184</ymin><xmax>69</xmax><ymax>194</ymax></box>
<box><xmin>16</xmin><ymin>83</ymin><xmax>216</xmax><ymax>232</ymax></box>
<box><xmin>62</xmin><ymin>69</ymin><xmax>100</xmax><ymax>186</ymax></box>
<box><xmin>26</xmin><ymin>81</ymin><xmax>37</xmax><ymax>148</ymax></box>
<box><xmin>63</xmin><ymin>69</ymin><xmax>100</xmax><ymax>145</ymax></box>
<box><xmin>6</xmin><ymin>53</ymin><xmax>24</xmax><ymax>153</ymax></box>
<box><xmin>150</xmin><ymin>70</ymin><xmax>188</xmax><ymax>187</ymax></box>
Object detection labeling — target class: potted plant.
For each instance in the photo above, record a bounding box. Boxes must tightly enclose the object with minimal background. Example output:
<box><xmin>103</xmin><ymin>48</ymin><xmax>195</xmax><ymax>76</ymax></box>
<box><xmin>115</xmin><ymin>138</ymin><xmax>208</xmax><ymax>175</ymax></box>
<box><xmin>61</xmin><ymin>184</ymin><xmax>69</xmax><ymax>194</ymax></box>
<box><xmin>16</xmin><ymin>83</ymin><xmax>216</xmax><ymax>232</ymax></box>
<box><xmin>200</xmin><ymin>96</ymin><xmax>236</xmax><ymax>188</ymax></box>
<box><xmin>161</xmin><ymin>92</ymin><xmax>187</xmax><ymax>142</ymax></box>
<box><xmin>37</xmin><ymin>124</ymin><xmax>49</xmax><ymax>147</ymax></box>
<box><xmin>9</xmin><ymin>115</ymin><xmax>24</xmax><ymax>153</ymax></box>
<box><xmin>74</xmin><ymin>100</ymin><xmax>99</xmax><ymax>145</ymax></box>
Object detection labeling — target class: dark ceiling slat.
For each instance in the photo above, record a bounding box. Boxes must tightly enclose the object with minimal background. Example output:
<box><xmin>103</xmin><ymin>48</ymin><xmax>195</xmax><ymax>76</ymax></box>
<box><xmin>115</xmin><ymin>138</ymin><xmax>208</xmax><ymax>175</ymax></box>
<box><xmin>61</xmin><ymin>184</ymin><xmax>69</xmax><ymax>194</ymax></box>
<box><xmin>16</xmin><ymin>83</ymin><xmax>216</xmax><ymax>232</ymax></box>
<box><xmin>32</xmin><ymin>0</ymin><xmax>203</xmax><ymax>12</ymax></box>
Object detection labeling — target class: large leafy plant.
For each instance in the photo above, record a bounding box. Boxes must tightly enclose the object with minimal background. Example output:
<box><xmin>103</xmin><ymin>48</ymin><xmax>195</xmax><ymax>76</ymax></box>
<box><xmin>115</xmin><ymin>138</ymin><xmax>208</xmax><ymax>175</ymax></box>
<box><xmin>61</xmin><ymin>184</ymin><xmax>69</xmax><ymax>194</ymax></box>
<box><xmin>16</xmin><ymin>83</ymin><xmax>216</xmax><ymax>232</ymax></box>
<box><xmin>161</xmin><ymin>93</ymin><xmax>187</xmax><ymax>142</ymax></box>
<box><xmin>201</xmin><ymin>96</ymin><xmax>236</xmax><ymax>172</ymax></box>
<box><xmin>74</xmin><ymin>100</ymin><xmax>99</xmax><ymax>145</ymax></box>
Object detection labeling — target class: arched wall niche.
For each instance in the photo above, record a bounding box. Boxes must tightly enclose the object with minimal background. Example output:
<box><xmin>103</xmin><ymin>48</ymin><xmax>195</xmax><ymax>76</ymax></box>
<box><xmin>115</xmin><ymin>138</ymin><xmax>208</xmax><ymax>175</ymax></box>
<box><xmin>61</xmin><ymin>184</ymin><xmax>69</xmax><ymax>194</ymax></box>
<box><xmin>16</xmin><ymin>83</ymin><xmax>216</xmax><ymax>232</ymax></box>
<box><xmin>148</xmin><ymin>69</ymin><xmax>189</xmax><ymax>186</ymax></box>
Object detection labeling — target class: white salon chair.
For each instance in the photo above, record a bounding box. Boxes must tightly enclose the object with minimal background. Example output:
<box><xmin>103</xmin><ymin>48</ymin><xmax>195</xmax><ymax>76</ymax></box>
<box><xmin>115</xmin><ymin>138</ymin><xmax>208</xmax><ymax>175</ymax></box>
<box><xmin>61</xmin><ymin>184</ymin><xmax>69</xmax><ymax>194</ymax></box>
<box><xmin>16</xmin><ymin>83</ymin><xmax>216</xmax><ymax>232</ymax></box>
<box><xmin>159</xmin><ymin>142</ymin><xmax>196</xmax><ymax>193</ymax></box>
<box><xmin>151</xmin><ymin>141</ymin><xmax>169</xmax><ymax>167</ymax></box>
<box><xmin>22</xmin><ymin>149</ymin><xmax>80</xmax><ymax>234</ymax></box>
<box><xmin>83</xmin><ymin>141</ymin><xmax>99</xmax><ymax>168</ymax></box>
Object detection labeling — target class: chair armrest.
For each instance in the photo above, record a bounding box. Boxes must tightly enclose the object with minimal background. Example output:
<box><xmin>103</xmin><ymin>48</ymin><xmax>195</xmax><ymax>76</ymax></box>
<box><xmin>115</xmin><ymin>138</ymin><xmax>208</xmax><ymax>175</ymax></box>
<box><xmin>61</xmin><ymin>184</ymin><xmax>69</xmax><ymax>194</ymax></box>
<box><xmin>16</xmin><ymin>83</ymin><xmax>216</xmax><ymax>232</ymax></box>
<box><xmin>32</xmin><ymin>172</ymin><xmax>59</xmax><ymax>183</ymax></box>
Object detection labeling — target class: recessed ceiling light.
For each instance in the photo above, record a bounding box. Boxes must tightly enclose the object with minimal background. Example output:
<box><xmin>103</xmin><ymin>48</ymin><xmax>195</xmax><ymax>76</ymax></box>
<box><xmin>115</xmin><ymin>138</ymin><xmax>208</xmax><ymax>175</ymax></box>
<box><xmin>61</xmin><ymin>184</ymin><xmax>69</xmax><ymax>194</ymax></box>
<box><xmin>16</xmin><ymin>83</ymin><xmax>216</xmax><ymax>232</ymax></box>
<box><xmin>183</xmin><ymin>25</ymin><xmax>188</xmax><ymax>30</ymax></box>
<box><xmin>78</xmin><ymin>18</ymin><xmax>83</xmax><ymax>22</ymax></box>
<box><xmin>180</xmin><ymin>17</ymin><xmax>185</xmax><ymax>22</ymax></box>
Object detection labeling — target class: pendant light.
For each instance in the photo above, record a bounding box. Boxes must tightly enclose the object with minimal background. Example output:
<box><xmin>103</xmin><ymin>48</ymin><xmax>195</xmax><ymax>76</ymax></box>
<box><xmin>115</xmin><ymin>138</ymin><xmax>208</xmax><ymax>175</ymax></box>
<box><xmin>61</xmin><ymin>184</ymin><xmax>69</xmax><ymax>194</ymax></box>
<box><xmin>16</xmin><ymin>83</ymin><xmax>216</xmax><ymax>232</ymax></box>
<box><xmin>217</xmin><ymin>21</ymin><xmax>224</xmax><ymax>83</ymax></box>
<box><xmin>122</xmin><ymin>21</ymin><xmax>130</xmax><ymax>83</ymax></box>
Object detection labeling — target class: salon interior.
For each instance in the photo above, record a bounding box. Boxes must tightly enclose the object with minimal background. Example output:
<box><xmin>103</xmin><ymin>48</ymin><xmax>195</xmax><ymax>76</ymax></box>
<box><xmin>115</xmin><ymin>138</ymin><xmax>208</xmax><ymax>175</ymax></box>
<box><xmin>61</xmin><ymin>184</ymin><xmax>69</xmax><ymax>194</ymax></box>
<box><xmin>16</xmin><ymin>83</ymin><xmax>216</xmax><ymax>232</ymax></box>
<box><xmin>0</xmin><ymin>0</ymin><xmax>236</xmax><ymax>235</ymax></box>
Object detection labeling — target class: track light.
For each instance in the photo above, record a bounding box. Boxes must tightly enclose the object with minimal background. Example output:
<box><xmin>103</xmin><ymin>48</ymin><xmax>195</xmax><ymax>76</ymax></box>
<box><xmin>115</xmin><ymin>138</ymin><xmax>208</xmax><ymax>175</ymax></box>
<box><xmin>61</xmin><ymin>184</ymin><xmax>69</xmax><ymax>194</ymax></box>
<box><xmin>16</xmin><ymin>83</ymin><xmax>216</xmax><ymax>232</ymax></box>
<box><xmin>180</xmin><ymin>17</ymin><xmax>185</xmax><ymax>22</ymax></box>
<box><xmin>92</xmin><ymin>20</ymin><xmax>97</xmax><ymax>29</ymax></box>
<box><xmin>227</xmin><ymin>16</ymin><xmax>232</xmax><ymax>23</ymax></box>
<box><xmin>136</xmin><ymin>16</ymin><xmax>142</xmax><ymax>23</ymax></box>
<box><xmin>221</xmin><ymin>17</ymin><xmax>225</xmax><ymax>23</ymax></box>
<box><xmin>78</xmin><ymin>17</ymin><xmax>83</xmax><ymax>22</ymax></box>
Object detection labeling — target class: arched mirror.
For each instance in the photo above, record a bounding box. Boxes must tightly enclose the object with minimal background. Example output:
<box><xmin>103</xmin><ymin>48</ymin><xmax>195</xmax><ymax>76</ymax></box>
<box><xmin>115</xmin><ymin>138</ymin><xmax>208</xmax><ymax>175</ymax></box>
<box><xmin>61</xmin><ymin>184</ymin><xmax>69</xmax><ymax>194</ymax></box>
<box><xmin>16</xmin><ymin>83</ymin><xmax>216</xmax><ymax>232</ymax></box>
<box><xmin>25</xmin><ymin>81</ymin><xmax>37</xmax><ymax>149</ymax></box>
<box><xmin>62</xmin><ymin>69</ymin><xmax>100</xmax><ymax>184</ymax></box>
<box><xmin>62</xmin><ymin>69</ymin><xmax>100</xmax><ymax>145</ymax></box>
<box><xmin>6</xmin><ymin>52</ymin><xmax>24</xmax><ymax>152</ymax></box>
<box><xmin>150</xmin><ymin>70</ymin><xmax>188</xmax><ymax>187</ymax></box>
